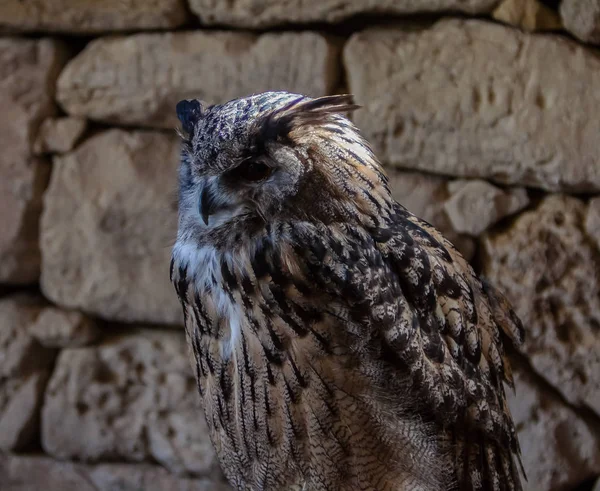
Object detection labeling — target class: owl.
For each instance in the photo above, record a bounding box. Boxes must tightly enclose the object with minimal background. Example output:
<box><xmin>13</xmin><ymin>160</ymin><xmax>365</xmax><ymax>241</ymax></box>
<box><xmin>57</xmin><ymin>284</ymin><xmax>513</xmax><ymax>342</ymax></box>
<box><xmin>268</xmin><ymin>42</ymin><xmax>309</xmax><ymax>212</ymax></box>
<box><xmin>170</xmin><ymin>91</ymin><xmax>525</xmax><ymax>491</ymax></box>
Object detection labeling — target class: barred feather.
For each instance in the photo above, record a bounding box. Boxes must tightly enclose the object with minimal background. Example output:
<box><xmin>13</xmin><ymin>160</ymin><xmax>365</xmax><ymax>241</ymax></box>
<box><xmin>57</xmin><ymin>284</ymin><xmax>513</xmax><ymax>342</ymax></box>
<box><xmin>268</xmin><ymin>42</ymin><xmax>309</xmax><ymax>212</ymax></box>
<box><xmin>171</xmin><ymin>91</ymin><xmax>525</xmax><ymax>490</ymax></box>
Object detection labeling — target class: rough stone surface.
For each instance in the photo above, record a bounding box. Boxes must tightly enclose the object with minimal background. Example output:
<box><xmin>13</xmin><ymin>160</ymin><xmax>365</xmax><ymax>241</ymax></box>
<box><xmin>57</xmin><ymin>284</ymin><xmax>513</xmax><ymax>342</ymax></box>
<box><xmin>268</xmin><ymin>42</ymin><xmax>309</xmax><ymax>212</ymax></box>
<box><xmin>492</xmin><ymin>0</ymin><xmax>562</xmax><ymax>31</ymax></box>
<box><xmin>42</xmin><ymin>329</ymin><xmax>220</xmax><ymax>477</ymax></box>
<box><xmin>0</xmin><ymin>372</ymin><xmax>50</xmax><ymax>451</ymax></box>
<box><xmin>0</xmin><ymin>38</ymin><xmax>68</xmax><ymax>284</ymax></box>
<box><xmin>344</xmin><ymin>19</ymin><xmax>600</xmax><ymax>192</ymax></box>
<box><xmin>561</xmin><ymin>0</ymin><xmax>600</xmax><ymax>45</ymax></box>
<box><xmin>57</xmin><ymin>31</ymin><xmax>340</xmax><ymax>129</ymax></box>
<box><xmin>0</xmin><ymin>295</ymin><xmax>56</xmax><ymax>451</ymax></box>
<box><xmin>30</xmin><ymin>307</ymin><xmax>100</xmax><ymax>348</ymax></box>
<box><xmin>388</xmin><ymin>170</ymin><xmax>475</xmax><ymax>260</ymax></box>
<box><xmin>443</xmin><ymin>179</ymin><xmax>529</xmax><ymax>236</ymax></box>
<box><xmin>0</xmin><ymin>295</ymin><xmax>53</xmax><ymax>379</ymax></box>
<box><xmin>0</xmin><ymin>454</ymin><xmax>230</xmax><ymax>491</ymax></box>
<box><xmin>189</xmin><ymin>0</ymin><xmax>498</xmax><ymax>28</ymax></box>
<box><xmin>586</xmin><ymin>197</ymin><xmax>600</xmax><ymax>250</ymax></box>
<box><xmin>40</xmin><ymin>129</ymin><xmax>181</xmax><ymax>325</ymax></box>
<box><xmin>483</xmin><ymin>195</ymin><xmax>600</xmax><ymax>417</ymax></box>
<box><xmin>0</xmin><ymin>0</ymin><xmax>189</xmax><ymax>33</ymax></box>
<box><xmin>508</xmin><ymin>363</ymin><xmax>600</xmax><ymax>491</ymax></box>
<box><xmin>33</xmin><ymin>117</ymin><xmax>87</xmax><ymax>154</ymax></box>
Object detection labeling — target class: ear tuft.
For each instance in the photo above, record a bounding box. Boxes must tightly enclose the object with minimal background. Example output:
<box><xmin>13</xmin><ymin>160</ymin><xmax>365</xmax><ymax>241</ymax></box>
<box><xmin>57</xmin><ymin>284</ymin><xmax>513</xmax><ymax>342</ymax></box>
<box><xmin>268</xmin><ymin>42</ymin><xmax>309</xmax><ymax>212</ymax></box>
<box><xmin>291</xmin><ymin>94</ymin><xmax>360</xmax><ymax>116</ymax></box>
<box><xmin>259</xmin><ymin>94</ymin><xmax>360</xmax><ymax>143</ymax></box>
<box><xmin>176</xmin><ymin>99</ymin><xmax>203</xmax><ymax>135</ymax></box>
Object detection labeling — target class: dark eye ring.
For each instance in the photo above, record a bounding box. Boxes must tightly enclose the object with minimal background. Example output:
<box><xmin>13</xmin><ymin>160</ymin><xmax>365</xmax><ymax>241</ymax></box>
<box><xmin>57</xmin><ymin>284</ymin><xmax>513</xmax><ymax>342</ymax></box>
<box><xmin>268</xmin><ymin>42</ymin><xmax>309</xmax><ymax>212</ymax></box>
<box><xmin>236</xmin><ymin>160</ymin><xmax>272</xmax><ymax>182</ymax></box>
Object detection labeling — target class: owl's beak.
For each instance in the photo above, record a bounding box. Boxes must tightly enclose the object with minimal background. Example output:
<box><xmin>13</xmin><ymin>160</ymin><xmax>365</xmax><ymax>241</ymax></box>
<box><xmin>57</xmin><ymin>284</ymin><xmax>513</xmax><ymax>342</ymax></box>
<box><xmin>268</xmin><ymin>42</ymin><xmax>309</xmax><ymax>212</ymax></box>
<box><xmin>199</xmin><ymin>186</ymin><xmax>215</xmax><ymax>226</ymax></box>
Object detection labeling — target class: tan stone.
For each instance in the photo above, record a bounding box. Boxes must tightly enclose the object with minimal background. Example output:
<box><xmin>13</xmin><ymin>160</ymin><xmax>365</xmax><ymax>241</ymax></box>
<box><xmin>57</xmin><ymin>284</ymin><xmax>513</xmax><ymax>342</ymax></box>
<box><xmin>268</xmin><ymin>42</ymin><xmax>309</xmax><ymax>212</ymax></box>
<box><xmin>40</xmin><ymin>129</ymin><xmax>181</xmax><ymax>324</ymax></box>
<box><xmin>33</xmin><ymin>117</ymin><xmax>87</xmax><ymax>154</ymax></box>
<box><xmin>561</xmin><ymin>0</ymin><xmax>600</xmax><ymax>45</ymax></box>
<box><xmin>0</xmin><ymin>38</ymin><xmax>68</xmax><ymax>283</ymax></box>
<box><xmin>0</xmin><ymin>0</ymin><xmax>189</xmax><ymax>33</ymax></box>
<box><xmin>30</xmin><ymin>307</ymin><xmax>100</xmax><ymax>348</ymax></box>
<box><xmin>483</xmin><ymin>195</ymin><xmax>600</xmax><ymax>417</ymax></box>
<box><xmin>0</xmin><ymin>454</ymin><xmax>230</xmax><ymax>491</ymax></box>
<box><xmin>0</xmin><ymin>294</ymin><xmax>52</xmax><ymax>378</ymax></box>
<box><xmin>388</xmin><ymin>170</ymin><xmax>475</xmax><ymax>260</ymax></box>
<box><xmin>344</xmin><ymin>19</ymin><xmax>600</xmax><ymax>192</ymax></box>
<box><xmin>586</xmin><ymin>197</ymin><xmax>600</xmax><ymax>250</ymax></box>
<box><xmin>189</xmin><ymin>0</ymin><xmax>498</xmax><ymax>28</ymax></box>
<box><xmin>57</xmin><ymin>31</ymin><xmax>340</xmax><ymax>129</ymax></box>
<box><xmin>492</xmin><ymin>0</ymin><xmax>562</xmax><ymax>31</ymax></box>
<box><xmin>0</xmin><ymin>158</ymin><xmax>49</xmax><ymax>284</ymax></box>
<box><xmin>508</xmin><ymin>362</ymin><xmax>600</xmax><ymax>491</ymax></box>
<box><xmin>0</xmin><ymin>295</ymin><xmax>56</xmax><ymax>451</ymax></box>
<box><xmin>41</xmin><ymin>330</ymin><xmax>220</xmax><ymax>477</ymax></box>
<box><xmin>0</xmin><ymin>372</ymin><xmax>50</xmax><ymax>450</ymax></box>
<box><xmin>443</xmin><ymin>180</ymin><xmax>528</xmax><ymax>236</ymax></box>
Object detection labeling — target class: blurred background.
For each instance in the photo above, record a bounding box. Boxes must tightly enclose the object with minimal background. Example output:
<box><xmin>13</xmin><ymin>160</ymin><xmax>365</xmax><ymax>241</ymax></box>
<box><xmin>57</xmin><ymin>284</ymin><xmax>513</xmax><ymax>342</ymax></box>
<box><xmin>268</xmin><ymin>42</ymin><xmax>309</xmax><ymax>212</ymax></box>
<box><xmin>1</xmin><ymin>1</ymin><xmax>599</xmax><ymax>490</ymax></box>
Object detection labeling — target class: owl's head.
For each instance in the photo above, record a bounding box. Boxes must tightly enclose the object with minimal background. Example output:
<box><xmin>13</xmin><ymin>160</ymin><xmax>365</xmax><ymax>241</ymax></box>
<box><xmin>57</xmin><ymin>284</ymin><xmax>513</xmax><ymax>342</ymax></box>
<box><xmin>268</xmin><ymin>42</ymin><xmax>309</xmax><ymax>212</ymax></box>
<box><xmin>175</xmin><ymin>91</ymin><xmax>391</xmax><ymax>248</ymax></box>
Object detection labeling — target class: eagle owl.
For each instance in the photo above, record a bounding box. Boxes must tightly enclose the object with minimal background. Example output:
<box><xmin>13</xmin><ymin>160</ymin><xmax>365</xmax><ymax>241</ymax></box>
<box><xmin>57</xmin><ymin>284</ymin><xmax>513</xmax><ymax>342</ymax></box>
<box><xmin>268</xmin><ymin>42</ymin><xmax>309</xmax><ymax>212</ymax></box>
<box><xmin>170</xmin><ymin>92</ymin><xmax>525</xmax><ymax>491</ymax></box>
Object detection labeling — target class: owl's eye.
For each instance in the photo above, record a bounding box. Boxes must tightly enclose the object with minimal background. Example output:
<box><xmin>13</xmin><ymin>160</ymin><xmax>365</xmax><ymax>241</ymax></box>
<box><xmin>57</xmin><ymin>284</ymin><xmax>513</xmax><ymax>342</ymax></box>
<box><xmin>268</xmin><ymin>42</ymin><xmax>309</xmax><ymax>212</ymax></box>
<box><xmin>236</xmin><ymin>160</ymin><xmax>272</xmax><ymax>182</ymax></box>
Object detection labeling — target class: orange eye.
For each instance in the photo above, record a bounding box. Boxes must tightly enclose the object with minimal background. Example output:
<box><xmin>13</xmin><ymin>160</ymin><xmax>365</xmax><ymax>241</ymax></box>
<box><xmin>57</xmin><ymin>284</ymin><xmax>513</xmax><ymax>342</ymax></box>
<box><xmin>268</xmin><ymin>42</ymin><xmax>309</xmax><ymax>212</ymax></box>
<box><xmin>237</xmin><ymin>161</ymin><xmax>272</xmax><ymax>182</ymax></box>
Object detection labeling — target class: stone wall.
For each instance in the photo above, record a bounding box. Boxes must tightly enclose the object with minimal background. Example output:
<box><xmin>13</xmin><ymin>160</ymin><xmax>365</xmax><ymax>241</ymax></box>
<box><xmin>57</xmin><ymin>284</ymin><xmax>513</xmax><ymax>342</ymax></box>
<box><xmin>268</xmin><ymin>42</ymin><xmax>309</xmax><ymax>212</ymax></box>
<box><xmin>1</xmin><ymin>1</ymin><xmax>600</xmax><ymax>490</ymax></box>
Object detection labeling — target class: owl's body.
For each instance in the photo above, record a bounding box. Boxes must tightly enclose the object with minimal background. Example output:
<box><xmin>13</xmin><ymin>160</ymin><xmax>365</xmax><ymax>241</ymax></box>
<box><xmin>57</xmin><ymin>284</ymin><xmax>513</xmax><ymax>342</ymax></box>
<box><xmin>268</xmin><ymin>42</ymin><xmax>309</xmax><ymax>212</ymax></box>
<box><xmin>171</xmin><ymin>92</ymin><xmax>525</xmax><ymax>490</ymax></box>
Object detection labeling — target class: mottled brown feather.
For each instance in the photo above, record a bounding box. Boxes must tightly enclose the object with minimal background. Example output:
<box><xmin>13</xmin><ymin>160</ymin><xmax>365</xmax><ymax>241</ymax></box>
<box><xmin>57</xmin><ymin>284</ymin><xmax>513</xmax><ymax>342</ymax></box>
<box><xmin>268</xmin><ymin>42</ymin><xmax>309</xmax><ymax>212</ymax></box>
<box><xmin>171</xmin><ymin>92</ymin><xmax>525</xmax><ymax>491</ymax></box>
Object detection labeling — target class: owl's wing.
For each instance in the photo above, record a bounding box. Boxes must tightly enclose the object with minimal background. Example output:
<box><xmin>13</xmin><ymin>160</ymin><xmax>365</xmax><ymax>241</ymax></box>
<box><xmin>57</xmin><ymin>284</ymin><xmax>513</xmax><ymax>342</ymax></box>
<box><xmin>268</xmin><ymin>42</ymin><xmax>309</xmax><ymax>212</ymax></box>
<box><xmin>292</xmin><ymin>204</ymin><xmax>525</xmax><ymax>491</ymax></box>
